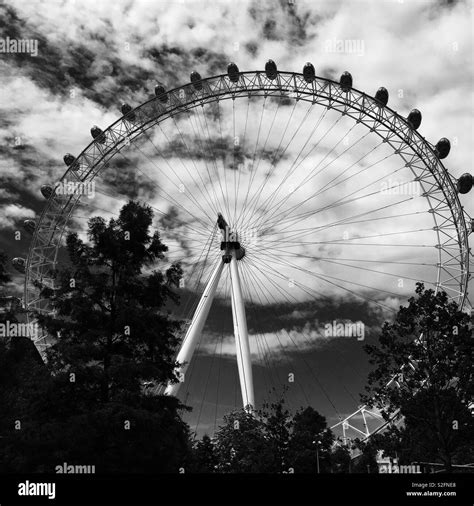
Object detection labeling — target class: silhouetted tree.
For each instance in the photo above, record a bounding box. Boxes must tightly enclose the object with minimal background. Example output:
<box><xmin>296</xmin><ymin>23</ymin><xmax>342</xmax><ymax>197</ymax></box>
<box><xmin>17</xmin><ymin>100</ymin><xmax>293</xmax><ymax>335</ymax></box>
<box><xmin>191</xmin><ymin>434</ymin><xmax>218</xmax><ymax>472</ymax></box>
<box><xmin>38</xmin><ymin>201</ymin><xmax>183</xmax><ymax>404</ymax></box>
<box><xmin>213</xmin><ymin>409</ymin><xmax>269</xmax><ymax>472</ymax></box>
<box><xmin>363</xmin><ymin>283</ymin><xmax>473</xmax><ymax>471</ymax></box>
<box><xmin>330</xmin><ymin>444</ymin><xmax>351</xmax><ymax>473</ymax></box>
<box><xmin>287</xmin><ymin>406</ymin><xmax>333</xmax><ymax>473</ymax></box>
<box><xmin>258</xmin><ymin>392</ymin><xmax>293</xmax><ymax>472</ymax></box>
<box><xmin>351</xmin><ymin>438</ymin><xmax>380</xmax><ymax>473</ymax></box>
<box><xmin>210</xmin><ymin>398</ymin><xmax>335</xmax><ymax>473</ymax></box>
<box><xmin>0</xmin><ymin>249</ymin><xmax>51</xmax><ymax>472</ymax></box>
<box><xmin>0</xmin><ymin>202</ymin><xmax>194</xmax><ymax>472</ymax></box>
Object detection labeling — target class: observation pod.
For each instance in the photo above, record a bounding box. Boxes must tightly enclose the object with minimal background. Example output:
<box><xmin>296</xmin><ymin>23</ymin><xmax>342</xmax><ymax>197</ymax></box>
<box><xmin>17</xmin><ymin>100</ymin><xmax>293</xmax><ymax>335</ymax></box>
<box><xmin>12</xmin><ymin>257</ymin><xmax>26</xmax><ymax>274</ymax></box>
<box><xmin>63</xmin><ymin>153</ymin><xmax>76</xmax><ymax>166</ymax></box>
<box><xmin>40</xmin><ymin>185</ymin><xmax>53</xmax><ymax>199</ymax></box>
<box><xmin>227</xmin><ymin>63</ymin><xmax>240</xmax><ymax>83</ymax></box>
<box><xmin>303</xmin><ymin>62</ymin><xmax>315</xmax><ymax>83</ymax></box>
<box><xmin>154</xmin><ymin>85</ymin><xmax>168</xmax><ymax>103</ymax></box>
<box><xmin>265</xmin><ymin>59</ymin><xmax>278</xmax><ymax>80</ymax></box>
<box><xmin>121</xmin><ymin>103</ymin><xmax>136</xmax><ymax>121</ymax></box>
<box><xmin>407</xmin><ymin>109</ymin><xmax>422</xmax><ymax>130</ymax></box>
<box><xmin>91</xmin><ymin>126</ymin><xmax>106</xmax><ymax>144</ymax></box>
<box><xmin>23</xmin><ymin>219</ymin><xmax>36</xmax><ymax>234</ymax></box>
<box><xmin>435</xmin><ymin>138</ymin><xmax>451</xmax><ymax>159</ymax></box>
<box><xmin>375</xmin><ymin>87</ymin><xmax>389</xmax><ymax>106</ymax></box>
<box><xmin>190</xmin><ymin>71</ymin><xmax>203</xmax><ymax>91</ymax></box>
<box><xmin>457</xmin><ymin>173</ymin><xmax>473</xmax><ymax>194</ymax></box>
<box><xmin>340</xmin><ymin>71</ymin><xmax>352</xmax><ymax>92</ymax></box>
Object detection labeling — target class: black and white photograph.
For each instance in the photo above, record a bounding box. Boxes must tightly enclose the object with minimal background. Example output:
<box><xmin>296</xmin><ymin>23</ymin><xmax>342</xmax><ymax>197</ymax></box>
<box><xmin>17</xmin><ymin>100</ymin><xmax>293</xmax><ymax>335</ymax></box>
<box><xmin>0</xmin><ymin>0</ymin><xmax>473</xmax><ymax>504</ymax></box>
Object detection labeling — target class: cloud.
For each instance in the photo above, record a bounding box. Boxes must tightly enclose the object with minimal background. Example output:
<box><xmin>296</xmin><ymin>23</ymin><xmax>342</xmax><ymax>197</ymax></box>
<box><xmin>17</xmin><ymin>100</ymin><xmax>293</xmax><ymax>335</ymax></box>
<box><xmin>0</xmin><ymin>0</ymin><xmax>471</xmax><ymax>328</ymax></box>
<box><xmin>0</xmin><ymin>204</ymin><xmax>35</xmax><ymax>230</ymax></box>
<box><xmin>199</xmin><ymin>318</ymin><xmax>371</xmax><ymax>364</ymax></box>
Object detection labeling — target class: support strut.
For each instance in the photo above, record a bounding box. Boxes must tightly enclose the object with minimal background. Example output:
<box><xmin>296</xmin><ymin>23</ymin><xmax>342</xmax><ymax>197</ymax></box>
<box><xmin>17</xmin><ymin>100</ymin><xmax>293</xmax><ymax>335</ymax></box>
<box><xmin>229</xmin><ymin>250</ymin><xmax>255</xmax><ymax>410</ymax></box>
<box><xmin>165</xmin><ymin>258</ymin><xmax>224</xmax><ymax>397</ymax></box>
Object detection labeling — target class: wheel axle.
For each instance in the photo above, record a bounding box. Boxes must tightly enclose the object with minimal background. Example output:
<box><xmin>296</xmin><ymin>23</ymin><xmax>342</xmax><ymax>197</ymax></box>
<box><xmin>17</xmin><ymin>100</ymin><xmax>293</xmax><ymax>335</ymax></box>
<box><xmin>217</xmin><ymin>213</ymin><xmax>246</xmax><ymax>262</ymax></box>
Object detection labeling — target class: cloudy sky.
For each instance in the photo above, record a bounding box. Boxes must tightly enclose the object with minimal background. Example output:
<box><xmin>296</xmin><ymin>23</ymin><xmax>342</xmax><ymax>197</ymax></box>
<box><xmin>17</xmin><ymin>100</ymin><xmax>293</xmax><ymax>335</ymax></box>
<box><xmin>1</xmin><ymin>0</ymin><xmax>472</xmax><ymax>437</ymax></box>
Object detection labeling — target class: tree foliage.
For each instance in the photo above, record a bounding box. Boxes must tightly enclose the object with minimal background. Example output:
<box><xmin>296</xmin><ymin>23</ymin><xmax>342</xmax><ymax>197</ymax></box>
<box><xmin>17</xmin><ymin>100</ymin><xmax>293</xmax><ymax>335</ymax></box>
<box><xmin>193</xmin><ymin>394</ymin><xmax>337</xmax><ymax>473</ymax></box>
<box><xmin>0</xmin><ymin>202</ymin><xmax>193</xmax><ymax>473</ymax></box>
<box><xmin>363</xmin><ymin>283</ymin><xmax>473</xmax><ymax>470</ymax></box>
<box><xmin>37</xmin><ymin>201</ymin><xmax>183</xmax><ymax>404</ymax></box>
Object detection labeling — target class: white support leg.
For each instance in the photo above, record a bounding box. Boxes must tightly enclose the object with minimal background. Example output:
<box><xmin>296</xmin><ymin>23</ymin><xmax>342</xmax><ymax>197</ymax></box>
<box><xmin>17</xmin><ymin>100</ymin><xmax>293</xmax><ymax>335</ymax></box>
<box><xmin>230</xmin><ymin>286</ymin><xmax>245</xmax><ymax>403</ymax></box>
<box><xmin>229</xmin><ymin>252</ymin><xmax>255</xmax><ymax>410</ymax></box>
<box><xmin>165</xmin><ymin>258</ymin><xmax>224</xmax><ymax>397</ymax></box>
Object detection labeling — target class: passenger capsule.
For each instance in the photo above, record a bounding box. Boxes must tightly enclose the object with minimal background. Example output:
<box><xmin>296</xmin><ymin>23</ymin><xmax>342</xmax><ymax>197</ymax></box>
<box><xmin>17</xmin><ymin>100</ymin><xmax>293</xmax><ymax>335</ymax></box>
<box><xmin>23</xmin><ymin>219</ymin><xmax>36</xmax><ymax>234</ymax></box>
<box><xmin>339</xmin><ymin>71</ymin><xmax>352</xmax><ymax>92</ymax></box>
<box><xmin>40</xmin><ymin>185</ymin><xmax>53</xmax><ymax>199</ymax></box>
<box><xmin>12</xmin><ymin>257</ymin><xmax>26</xmax><ymax>274</ymax></box>
<box><xmin>227</xmin><ymin>63</ymin><xmax>240</xmax><ymax>83</ymax></box>
<box><xmin>375</xmin><ymin>87</ymin><xmax>389</xmax><ymax>106</ymax></box>
<box><xmin>121</xmin><ymin>103</ymin><xmax>136</xmax><ymax>121</ymax></box>
<box><xmin>265</xmin><ymin>59</ymin><xmax>278</xmax><ymax>80</ymax></box>
<box><xmin>407</xmin><ymin>109</ymin><xmax>422</xmax><ymax>130</ymax></box>
<box><xmin>303</xmin><ymin>62</ymin><xmax>315</xmax><ymax>83</ymax></box>
<box><xmin>190</xmin><ymin>71</ymin><xmax>203</xmax><ymax>91</ymax></box>
<box><xmin>154</xmin><ymin>85</ymin><xmax>168</xmax><ymax>103</ymax></box>
<box><xmin>91</xmin><ymin>126</ymin><xmax>106</xmax><ymax>144</ymax></box>
<box><xmin>435</xmin><ymin>138</ymin><xmax>450</xmax><ymax>159</ymax></box>
<box><xmin>63</xmin><ymin>153</ymin><xmax>76</xmax><ymax>166</ymax></box>
<box><xmin>457</xmin><ymin>173</ymin><xmax>473</xmax><ymax>194</ymax></box>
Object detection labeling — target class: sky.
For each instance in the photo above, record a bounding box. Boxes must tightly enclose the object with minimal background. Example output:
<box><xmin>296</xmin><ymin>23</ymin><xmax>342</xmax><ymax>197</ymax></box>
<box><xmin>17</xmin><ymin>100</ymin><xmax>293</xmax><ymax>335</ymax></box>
<box><xmin>0</xmin><ymin>0</ymin><xmax>473</xmax><ymax>437</ymax></box>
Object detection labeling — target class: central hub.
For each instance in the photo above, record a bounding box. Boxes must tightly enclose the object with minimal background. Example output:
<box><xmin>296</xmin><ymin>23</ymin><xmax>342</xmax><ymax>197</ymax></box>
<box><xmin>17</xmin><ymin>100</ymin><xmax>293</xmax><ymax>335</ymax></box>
<box><xmin>217</xmin><ymin>213</ymin><xmax>246</xmax><ymax>263</ymax></box>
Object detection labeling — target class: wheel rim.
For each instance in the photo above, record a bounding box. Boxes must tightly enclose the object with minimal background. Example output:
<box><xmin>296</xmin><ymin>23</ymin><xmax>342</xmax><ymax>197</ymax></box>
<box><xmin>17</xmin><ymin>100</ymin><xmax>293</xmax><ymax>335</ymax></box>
<box><xmin>24</xmin><ymin>68</ymin><xmax>471</xmax><ymax>441</ymax></box>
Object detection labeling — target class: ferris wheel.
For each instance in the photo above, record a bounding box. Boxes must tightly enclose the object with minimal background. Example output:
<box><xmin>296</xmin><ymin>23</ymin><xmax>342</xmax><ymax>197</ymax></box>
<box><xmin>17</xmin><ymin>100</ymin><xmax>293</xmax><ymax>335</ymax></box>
<box><xmin>15</xmin><ymin>60</ymin><xmax>473</xmax><ymax>444</ymax></box>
